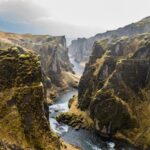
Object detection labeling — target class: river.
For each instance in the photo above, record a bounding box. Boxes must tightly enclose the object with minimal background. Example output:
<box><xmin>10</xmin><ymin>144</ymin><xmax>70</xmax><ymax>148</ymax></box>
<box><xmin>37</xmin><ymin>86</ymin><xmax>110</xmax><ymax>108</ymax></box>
<box><xmin>49</xmin><ymin>55</ymin><xmax>136</xmax><ymax>150</ymax></box>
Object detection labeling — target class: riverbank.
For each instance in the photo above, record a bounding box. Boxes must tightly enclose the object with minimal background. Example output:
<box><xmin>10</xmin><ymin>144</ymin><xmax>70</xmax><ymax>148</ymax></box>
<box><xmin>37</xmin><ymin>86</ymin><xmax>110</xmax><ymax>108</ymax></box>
<box><xmin>49</xmin><ymin>89</ymin><xmax>118</xmax><ymax>150</ymax></box>
<box><xmin>47</xmin><ymin>71</ymin><xmax>80</xmax><ymax>105</ymax></box>
<box><xmin>61</xmin><ymin>141</ymin><xmax>80</xmax><ymax>150</ymax></box>
<box><xmin>56</xmin><ymin>96</ymin><xmax>94</xmax><ymax>130</ymax></box>
<box><xmin>48</xmin><ymin>54</ymin><xmax>139</xmax><ymax>150</ymax></box>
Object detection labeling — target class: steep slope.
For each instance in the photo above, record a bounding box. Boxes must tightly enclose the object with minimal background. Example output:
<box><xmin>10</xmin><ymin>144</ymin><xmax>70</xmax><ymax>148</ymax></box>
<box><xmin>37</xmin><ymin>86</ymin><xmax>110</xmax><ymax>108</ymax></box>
<box><xmin>0</xmin><ymin>46</ymin><xmax>60</xmax><ymax>149</ymax></box>
<box><xmin>69</xmin><ymin>16</ymin><xmax>150</xmax><ymax>62</ymax></box>
<box><xmin>78</xmin><ymin>33</ymin><xmax>150</xmax><ymax>149</ymax></box>
<box><xmin>0</xmin><ymin>32</ymin><xmax>79</xmax><ymax>103</ymax></box>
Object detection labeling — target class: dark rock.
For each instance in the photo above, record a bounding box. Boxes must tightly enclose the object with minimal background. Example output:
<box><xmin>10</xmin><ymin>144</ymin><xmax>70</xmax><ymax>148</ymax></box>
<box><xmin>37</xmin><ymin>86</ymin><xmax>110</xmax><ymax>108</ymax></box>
<box><xmin>0</xmin><ymin>46</ymin><xmax>60</xmax><ymax>149</ymax></box>
<box><xmin>56</xmin><ymin>112</ymin><xmax>84</xmax><ymax>130</ymax></box>
<box><xmin>78</xmin><ymin>34</ymin><xmax>150</xmax><ymax>147</ymax></box>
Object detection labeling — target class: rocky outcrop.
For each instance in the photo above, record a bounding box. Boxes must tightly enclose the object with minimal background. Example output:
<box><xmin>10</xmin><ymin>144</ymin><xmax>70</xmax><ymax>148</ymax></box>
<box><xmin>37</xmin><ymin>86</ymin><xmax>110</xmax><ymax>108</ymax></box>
<box><xmin>17</xmin><ymin>35</ymin><xmax>73</xmax><ymax>86</ymax></box>
<box><xmin>56</xmin><ymin>95</ymin><xmax>94</xmax><ymax>131</ymax></box>
<box><xmin>0</xmin><ymin>32</ymin><xmax>78</xmax><ymax>103</ymax></box>
<box><xmin>69</xmin><ymin>38</ymin><xmax>88</xmax><ymax>62</ymax></box>
<box><xmin>0</xmin><ymin>46</ymin><xmax>60</xmax><ymax>149</ymax></box>
<box><xmin>78</xmin><ymin>33</ymin><xmax>150</xmax><ymax>149</ymax></box>
<box><xmin>69</xmin><ymin>16</ymin><xmax>150</xmax><ymax>63</ymax></box>
<box><xmin>56</xmin><ymin>112</ymin><xmax>85</xmax><ymax>131</ymax></box>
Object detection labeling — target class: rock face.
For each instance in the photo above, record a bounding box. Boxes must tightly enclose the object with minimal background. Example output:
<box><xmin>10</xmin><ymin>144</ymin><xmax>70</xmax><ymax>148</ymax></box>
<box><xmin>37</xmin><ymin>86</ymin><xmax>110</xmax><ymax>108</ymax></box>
<box><xmin>69</xmin><ymin>16</ymin><xmax>150</xmax><ymax>63</ymax></box>
<box><xmin>0</xmin><ymin>32</ymin><xmax>78</xmax><ymax>103</ymax></box>
<box><xmin>0</xmin><ymin>46</ymin><xmax>60</xmax><ymax>149</ymax></box>
<box><xmin>78</xmin><ymin>33</ymin><xmax>150</xmax><ymax>148</ymax></box>
<box><xmin>17</xmin><ymin>35</ymin><xmax>73</xmax><ymax>87</ymax></box>
<box><xmin>56</xmin><ymin>96</ymin><xmax>94</xmax><ymax>131</ymax></box>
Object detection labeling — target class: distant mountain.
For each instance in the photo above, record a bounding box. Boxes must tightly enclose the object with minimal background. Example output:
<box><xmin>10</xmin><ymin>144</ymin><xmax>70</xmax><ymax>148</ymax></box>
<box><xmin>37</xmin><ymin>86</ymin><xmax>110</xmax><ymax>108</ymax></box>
<box><xmin>69</xmin><ymin>16</ymin><xmax>150</xmax><ymax>62</ymax></box>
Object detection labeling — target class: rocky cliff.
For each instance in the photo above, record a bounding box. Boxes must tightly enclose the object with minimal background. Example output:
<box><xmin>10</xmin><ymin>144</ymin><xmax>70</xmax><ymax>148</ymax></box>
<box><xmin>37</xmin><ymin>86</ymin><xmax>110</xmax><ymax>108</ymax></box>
<box><xmin>78</xmin><ymin>33</ymin><xmax>150</xmax><ymax>149</ymax></box>
<box><xmin>0</xmin><ymin>46</ymin><xmax>60</xmax><ymax>149</ymax></box>
<box><xmin>0</xmin><ymin>32</ymin><xmax>79</xmax><ymax>103</ymax></box>
<box><xmin>69</xmin><ymin>16</ymin><xmax>150</xmax><ymax>63</ymax></box>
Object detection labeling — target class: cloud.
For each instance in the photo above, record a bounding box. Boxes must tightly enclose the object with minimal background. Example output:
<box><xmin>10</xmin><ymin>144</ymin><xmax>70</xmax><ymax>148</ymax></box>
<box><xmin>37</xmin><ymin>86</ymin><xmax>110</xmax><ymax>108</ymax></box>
<box><xmin>0</xmin><ymin>0</ymin><xmax>49</xmax><ymax>23</ymax></box>
<box><xmin>31</xmin><ymin>16</ymin><xmax>105</xmax><ymax>37</ymax></box>
<box><xmin>0</xmin><ymin>0</ymin><xmax>150</xmax><ymax>38</ymax></box>
<box><xmin>0</xmin><ymin>0</ymin><xmax>105</xmax><ymax>37</ymax></box>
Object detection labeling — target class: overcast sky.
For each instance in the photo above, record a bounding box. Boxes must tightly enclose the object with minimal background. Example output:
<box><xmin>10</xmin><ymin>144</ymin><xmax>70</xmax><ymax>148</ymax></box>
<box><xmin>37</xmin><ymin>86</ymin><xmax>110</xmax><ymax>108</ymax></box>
<box><xmin>0</xmin><ymin>0</ymin><xmax>150</xmax><ymax>38</ymax></box>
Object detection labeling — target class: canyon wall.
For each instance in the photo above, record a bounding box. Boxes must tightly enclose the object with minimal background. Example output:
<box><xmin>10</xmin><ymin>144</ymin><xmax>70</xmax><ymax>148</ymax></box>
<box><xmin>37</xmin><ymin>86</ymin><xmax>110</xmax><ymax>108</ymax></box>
<box><xmin>78</xmin><ymin>33</ymin><xmax>150</xmax><ymax>148</ymax></box>
<box><xmin>0</xmin><ymin>32</ymin><xmax>80</xmax><ymax>150</ymax></box>
<box><xmin>0</xmin><ymin>46</ymin><xmax>60</xmax><ymax>149</ymax></box>
<box><xmin>0</xmin><ymin>32</ymin><xmax>78</xmax><ymax>103</ymax></box>
<box><xmin>69</xmin><ymin>16</ymin><xmax>150</xmax><ymax>63</ymax></box>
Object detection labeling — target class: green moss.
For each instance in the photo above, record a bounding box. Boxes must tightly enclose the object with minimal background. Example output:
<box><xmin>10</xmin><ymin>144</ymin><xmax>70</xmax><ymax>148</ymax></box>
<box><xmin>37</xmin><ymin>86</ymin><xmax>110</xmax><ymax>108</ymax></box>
<box><xmin>0</xmin><ymin>46</ymin><xmax>61</xmax><ymax>149</ymax></box>
<box><xmin>19</xmin><ymin>54</ymin><xmax>30</xmax><ymax>59</ymax></box>
<box><xmin>95</xmin><ymin>39</ymin><xmax>109</xmax><ymax>49</ymax></box>
<box><xmin>11</xmin><ymin>46</ymin><xmax>19</xmax><ymax>51</ymax></box>
<box><xmin>78</xmin><ymin>34</ymin><xmax>150</xmax><ymax>148</ymax></box>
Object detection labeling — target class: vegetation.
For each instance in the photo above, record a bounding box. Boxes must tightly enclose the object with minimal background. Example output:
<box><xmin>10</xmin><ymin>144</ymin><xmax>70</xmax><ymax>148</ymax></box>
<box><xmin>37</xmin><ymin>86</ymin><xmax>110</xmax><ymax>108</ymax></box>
<box><xmin>0</xmin><ymin>46</ymin><xmax>60</xmax><ymax>149</ymax></box>
<box><xmin>78</xmin><ymin>34</ymin><xmax>150</xmax><ymax>149</ymax></box>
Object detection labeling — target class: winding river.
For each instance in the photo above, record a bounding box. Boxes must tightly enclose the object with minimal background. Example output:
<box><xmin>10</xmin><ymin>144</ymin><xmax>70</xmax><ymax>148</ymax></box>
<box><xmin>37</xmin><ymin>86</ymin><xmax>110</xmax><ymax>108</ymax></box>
<box><xmin>49</xmin><ymin>55</ymin><xmax>136</xmax><ymax>150</ymax></box>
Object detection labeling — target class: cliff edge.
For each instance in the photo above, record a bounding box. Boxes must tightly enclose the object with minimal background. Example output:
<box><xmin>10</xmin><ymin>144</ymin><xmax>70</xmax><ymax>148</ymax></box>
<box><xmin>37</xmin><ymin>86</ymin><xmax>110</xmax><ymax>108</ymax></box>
<box><xmin>0</xmin><ymin>46</ymin><xmax>60</xmax><ymax>149</ymax></box>
<box><xmin>78</xmin><ymin>34</ymin><xmax>150</xmax><ymax>149</ymax></box>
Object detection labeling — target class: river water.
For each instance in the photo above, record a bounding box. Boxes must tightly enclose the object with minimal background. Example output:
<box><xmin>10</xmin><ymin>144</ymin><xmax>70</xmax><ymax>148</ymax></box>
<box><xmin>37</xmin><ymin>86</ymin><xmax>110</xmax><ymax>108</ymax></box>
<box><xmin>49</xmin><ymin>55</ymin><xmax>136</xmax><ymax>150</ymax></box>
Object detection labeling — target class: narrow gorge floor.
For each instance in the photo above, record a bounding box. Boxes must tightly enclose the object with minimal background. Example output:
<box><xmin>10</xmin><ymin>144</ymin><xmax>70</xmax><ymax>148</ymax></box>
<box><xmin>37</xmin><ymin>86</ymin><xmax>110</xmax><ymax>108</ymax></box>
<box><xmin>49</xmin><ymin>55</ymin><xmax>136</xmax><ymax>150</ymax></box>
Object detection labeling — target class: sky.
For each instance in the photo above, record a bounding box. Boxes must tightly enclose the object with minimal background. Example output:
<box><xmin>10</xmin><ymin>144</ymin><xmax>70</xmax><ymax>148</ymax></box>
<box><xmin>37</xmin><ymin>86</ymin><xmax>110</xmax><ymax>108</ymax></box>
<box><xmin>0</xmin><ymin>0</ymin><xmax>150</xmax><ymax>38</ymax></box>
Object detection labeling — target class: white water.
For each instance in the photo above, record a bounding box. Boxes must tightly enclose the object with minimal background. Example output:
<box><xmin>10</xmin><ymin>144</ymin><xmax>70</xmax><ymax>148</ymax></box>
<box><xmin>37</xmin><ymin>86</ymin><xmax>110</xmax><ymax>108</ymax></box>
<box><xmin>49</xmin><ymin>89</ymin><xmax>77</xmax><ymax>135</ymax></box>
<box><xmin>49</xmin><ymin>89</ymin><xmax>117</xmax><ymax>150</ymax></box>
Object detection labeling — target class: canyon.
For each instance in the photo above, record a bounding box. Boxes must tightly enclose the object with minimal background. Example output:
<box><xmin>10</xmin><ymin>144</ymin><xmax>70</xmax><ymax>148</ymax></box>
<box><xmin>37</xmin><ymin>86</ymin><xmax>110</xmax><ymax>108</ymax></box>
<box><xmin>1</xmin><ymin>16</ymin><xmax>150</xmax><ymax>150</ymax></box>
<box><xmin>58</xmin><ymin>17</ymin><xmax>150</xmax><ymax>149</ymax></box>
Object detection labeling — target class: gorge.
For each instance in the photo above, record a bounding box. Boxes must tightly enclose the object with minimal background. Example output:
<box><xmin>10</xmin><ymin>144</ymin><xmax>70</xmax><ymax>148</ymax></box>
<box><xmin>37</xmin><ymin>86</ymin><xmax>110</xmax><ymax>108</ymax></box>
<box><xmin>1</xmin><ymin>16</ymin><xmax>150</xmax><ymax>150</ymax></box>
<box><xmin>56</xmin><ymin>17</ymin><xmax>150</xmax><ymax>150</ymax></box>
<box><xmin>49</xmin><ymin>54</ymin><xmax>137</xmax><ymax>150</ymax></box>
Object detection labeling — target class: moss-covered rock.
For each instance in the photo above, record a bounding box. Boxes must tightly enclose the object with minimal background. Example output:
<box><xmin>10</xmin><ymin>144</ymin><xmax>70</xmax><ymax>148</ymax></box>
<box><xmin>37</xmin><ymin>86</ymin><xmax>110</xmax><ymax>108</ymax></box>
<box><xmin>56</xmin><ymin>96</ymin><xmax>94</xmax><ymax>131</ymax></box>
<box><xmin>56</xmin><ymin>112</ymin><xmax>84</xmax><ymax>130</ymax></box>
<box><xmin>78</xmin><ymin>34</ymin><xmax>150</xmax><ymax>148</ymax></box>
<box><xmin>0</xmin><ymin>46</ymin><xmax>60</xmax><ymax>149</ymax></box>
<box><xmin>0</xmin><ymin>32</ymin><xmax>77</xmax><ymax>104</ymax></box>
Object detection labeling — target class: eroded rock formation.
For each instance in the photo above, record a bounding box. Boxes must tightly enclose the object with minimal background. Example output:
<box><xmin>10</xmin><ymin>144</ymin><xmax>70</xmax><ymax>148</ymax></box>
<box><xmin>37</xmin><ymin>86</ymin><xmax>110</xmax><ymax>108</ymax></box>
<box><xmin>0</xmin><ymin>32</ymin><xmax>79</xmax><ymax>103</ymax></box>
<box><xmin>0</xmin><ymin>46</ymin><xmax>60</xmax><ymax>149</ymax></box>
<box><xmin>69</xmin><ymin>16</ymin><xmax>150</xmax><ymax>63</ymax></box>
<box><xmin>78</xmin><ymin>33</ymin><xmax>150</xmax><ymax>148</ymax></box>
